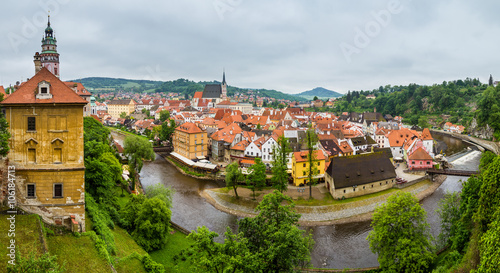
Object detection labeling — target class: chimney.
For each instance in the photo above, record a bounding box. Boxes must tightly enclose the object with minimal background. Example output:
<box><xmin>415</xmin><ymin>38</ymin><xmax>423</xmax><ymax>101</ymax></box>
<box><xmin>33</xmin><ymin>52</ymin><xmax>42</xmax><ymax>74</ymax></box>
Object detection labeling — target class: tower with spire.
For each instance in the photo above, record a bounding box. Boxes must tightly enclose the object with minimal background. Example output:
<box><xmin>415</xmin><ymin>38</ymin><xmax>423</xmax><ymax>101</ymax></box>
<box><xmin>35</xmin><ymin>15</ymin><xmax>60</xmax><ymax>78</ymax></box>
<box><xmin>221</xmin><ymin>69</ymin><xmax>227</xmax><ymax>99</ymax></box>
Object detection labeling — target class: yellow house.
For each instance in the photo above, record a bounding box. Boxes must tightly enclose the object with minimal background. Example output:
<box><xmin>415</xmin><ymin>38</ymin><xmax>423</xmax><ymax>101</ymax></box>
<box><xmin>107</xmin><ymin>99</ymin><xmax>136</xmax><ymax>118</ymax></box>
<box><xmin>291</xmin><ymin>150</ymin><xmax>326</xmax><ymax>186</ymax></box>
<box><xmin>172</xmin><ymin>122</ymin><xmax>207</xmax><ymax>160</ymax></box>
<box><xmin>1</xmin><ymin>67</ymin><xmax>87</xmax><ymax>232</ymax></box>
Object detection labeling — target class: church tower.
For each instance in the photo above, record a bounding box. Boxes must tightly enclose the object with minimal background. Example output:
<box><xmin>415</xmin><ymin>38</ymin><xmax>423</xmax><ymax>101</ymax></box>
<box><xmin>38</xmin><ymin>15</ymin><xmax>60</xmax><ymax>78</ymax></box>
<box><xmin>221</xmin><ymin>70</ymin><xmax>227</xmax><ymax>99</ymax></box>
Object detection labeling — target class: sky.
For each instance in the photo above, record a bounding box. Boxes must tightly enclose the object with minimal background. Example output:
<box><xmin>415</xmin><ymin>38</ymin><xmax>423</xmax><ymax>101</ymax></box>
<box><xmin>1</xmin><ymin>0</ymin><xmax>499</xmax><ymax>94</ymax></box>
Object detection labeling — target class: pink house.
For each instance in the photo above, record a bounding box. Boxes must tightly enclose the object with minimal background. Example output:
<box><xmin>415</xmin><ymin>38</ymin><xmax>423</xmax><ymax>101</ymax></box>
<box><xmin>407</xmin><ymin>147</ymin><xmax>433</xmax><ymax>170</ymax></box>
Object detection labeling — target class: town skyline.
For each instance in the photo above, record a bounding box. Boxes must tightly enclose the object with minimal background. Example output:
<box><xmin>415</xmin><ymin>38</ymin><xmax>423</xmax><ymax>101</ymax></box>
<box><xmin>1</xmin><ymin>1</ymin><xmax>499</xmax><ymax>94</ymax></box>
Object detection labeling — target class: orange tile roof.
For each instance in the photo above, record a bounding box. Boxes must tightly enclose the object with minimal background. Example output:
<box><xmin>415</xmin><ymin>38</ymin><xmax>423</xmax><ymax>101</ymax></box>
<box><xmin>232</xmin><ymin>140</ymin><xmax>249</xmax><ymax>151</ymax></box>
<box><xmin>338</xmin><ymin>141</ymin><xmax>353</xmax><ymax>154</ymax></box>
<box><xmin>64</xmin><ymin>82</ymin><xmax>91</xmax><ymax>96</ymax></box>
<box><xmin>293</xmin><ymin>150</ymin><xmax>326</xmax><ymax>163</ymax></box>
<box><xmin>420</xmin><ymin>128</ymin><xmax>433</xmax><ymax>141</ymax></box>
<box><xmin>176</xmin><ymin>122</ymin><xmax>202</xmax><ymax>134</ymax></box>
<box><xmin>408</xmin><ymin>147</ymin><xmax>432</xmax><ymax>161</ymax></box>
<box><xmin>2</xmin><ymin>68</ymin><xmax>88</xmax><ymax>105</ymax></box>
<box><xmin>193</xmin><ymin>91</ymin><xmax>203</xmax><ymax>99</ymax></box>
<box><xmin>386</xmin><ymin>128</ymin><xmax>417</xmax><ymax>147</ymax></box>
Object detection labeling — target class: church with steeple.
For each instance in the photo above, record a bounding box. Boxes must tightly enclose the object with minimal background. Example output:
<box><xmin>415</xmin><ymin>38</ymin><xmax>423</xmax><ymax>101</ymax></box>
<box><xmin>200</xmin><ymin>71</ymin><xmax>228</xmax><ymax>104</ymax></box>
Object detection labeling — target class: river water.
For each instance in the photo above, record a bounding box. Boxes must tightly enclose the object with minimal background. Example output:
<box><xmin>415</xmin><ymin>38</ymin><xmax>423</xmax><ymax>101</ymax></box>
<box><xmin>113</xmin><ymin>131</ymin><xmax>481</xmax><ymax>269</ymax></box>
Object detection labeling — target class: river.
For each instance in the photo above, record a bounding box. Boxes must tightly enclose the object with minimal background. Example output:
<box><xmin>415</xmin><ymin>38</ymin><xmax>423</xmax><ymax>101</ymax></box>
<box><xmin>113</xmin><ymin>131</ymin><xmax>481</xmax><ymax>269</ymax></box>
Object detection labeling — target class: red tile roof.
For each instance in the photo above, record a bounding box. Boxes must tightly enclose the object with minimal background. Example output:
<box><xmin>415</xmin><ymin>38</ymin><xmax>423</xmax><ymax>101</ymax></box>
<box><xmin>64</xmin><ymin>82</ymin><xmax>91</xmax><ymax>96</ymax></box>
<box><xmin>408</xmin><ymin>147</ymin><xmax>432</xmax><ymax>161</ymax></box>
<box><xmin>293</xmin><ymin>150</ymin><xmax>326</xmax><ymax>163</ymax></box>
<box><xmin>176</xmin><ymin>122</ymin><xmax>202</xmax><ymax>134</ymax></box>
<box><xmin>1</xmin><ymin>68</ymin><xmax>88</xmax><ymax>105</ymax></box>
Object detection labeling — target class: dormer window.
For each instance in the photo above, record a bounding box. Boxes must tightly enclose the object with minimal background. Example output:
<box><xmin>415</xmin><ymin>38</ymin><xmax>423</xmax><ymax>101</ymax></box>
<box><xmin>36</xmin><ymin>81</ymin><xmax>53</xmax><ymax>99</ymax></box>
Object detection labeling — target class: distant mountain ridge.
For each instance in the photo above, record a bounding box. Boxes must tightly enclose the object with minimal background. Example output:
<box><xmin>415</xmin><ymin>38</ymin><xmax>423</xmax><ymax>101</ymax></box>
<box><xmin>296</xmin><ymin>87</ymin><xmax>343</xmax><ymax>99</ymax></box>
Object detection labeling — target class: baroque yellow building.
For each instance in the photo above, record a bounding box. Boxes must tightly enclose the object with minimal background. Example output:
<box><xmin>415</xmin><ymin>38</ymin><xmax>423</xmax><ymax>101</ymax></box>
<box><xmin>172</xmin><ymin>122</ymin><xmax>207</xmax><ymax>160</ymax></box>
<box><xmin>291</xmin><ymin>150</ymin><xmax>326</xmax><ymax>186</ymax></box>
<box><xmin>107</xmin><ymin>99</ymin><xmax>136</xmax><ymax>118</ymax></box>
<box><xmin>1</xmin><ymin>67</ymin><xmax>87</xmax><ymax>231</ymax></box>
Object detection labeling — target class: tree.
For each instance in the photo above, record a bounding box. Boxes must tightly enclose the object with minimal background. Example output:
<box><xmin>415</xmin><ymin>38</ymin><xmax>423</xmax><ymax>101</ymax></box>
<box><xmin>158</xmin><ymin>110</ymin><xmax>170</xmax><ymax>122</ymax></box>
<box><xmin>476</xmin><ymin>156</ymin><xmax>500</xmax><ymax>230</ymax></box>
<box><xmin>238</xmin><ymin>191</ymin><xmax>314</xmax><ymax>272</ymax></box>
<box><xmin>418</xmin><ymin>116</ymin><xmax>430</xmax><ymax>129</ymax></box>
<box><xmin>313</xmin><ymin>95</ymin><xmax>319</xmax><ymax>101</ymax></box>
<box><xmin>305</xmin><ymin>128</ymin><xmax>318</xmax><ymax>199</ymax></box>
<box><xmin>124</xmin><ymin>135</ymin><xmax>155</xmax><ymax>191</ymax></box>
<box><xmin>271</xmin><ymin>135</ymin><xmax>291</xmax><ymax>192</ymax></box>
<box><xmin>225</xmin><ymin>161</ymin><xmax>243</xmax><ymax>199</ymax></box>
<box><xmin>160</xmin><ymin>119</ymin><xmax>176</xmax><ymax>143</ymax></box>
<box><xmin>85</xmin><ymin>158</ymin><xmax>115</xmax><ymax>202</ymax></box>
<box><xmin>187</xmin><ymin>226</ymin><xmax>257</xmax><ymax>273</ymax></box>
<box><xmin>0</xmin><ymin>111</ymin><xmax>11</xmax><ymax>157</ymax></box>
<box><xmin>367</xmin><ymin>192</ymin><xmax>435</xmax><ymax>272</ymax></box>
<box><xmin>436</xmin><ymin>191</ymin><xmax>461</xmax><ymax>248</ymax></box>
<box><xmin>477</xmin><ymin>208</ymin><xmax>500</xmax><ymax>272</ymax></box>
<box><xmin>489</xmin><ymin>74</ymin><xmax>493</xmax><ymax>86</ymax></box>
<box><xmin>120</xmin><ymin>194</ymin><xmax>146</xmax><ymax>232</ymax></box>
<box><xmin>120</xmin><ymin>112</ymin><xmax>127</xmax><ymax>119</ymax></box>
<box><xmin>132</xmin><ymin>197</ymin><xmax>172</xmax><ymax>252</ymax></box>
<box><xmin>246</xmin><ymin>158</ymin><xmax>266</xmax><ymax>200</ymax></box>
<box><xmin>146</xmin><ymin>183</ymin><xmax>174</xmax><ymax>208</ymax></box>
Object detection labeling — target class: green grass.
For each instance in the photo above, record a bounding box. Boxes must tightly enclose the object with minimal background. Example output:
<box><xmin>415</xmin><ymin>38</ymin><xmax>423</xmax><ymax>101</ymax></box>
<box><xmin>109</xmin><ymin>127</ymin><xmax>150</xmax><ymax>141</ymax></box>
<box><xmin>47</xmin><ymin>233</ymin><xmax>112</xmax><ymax>273</ymax></box>
<box><xmin>114</xmin><ymin>186</ymin><xmax>131</xmax><ymax>209</ymax></box>
<box><xmin>0</xmin><ymin>214</ymin><xmax>45</xmax><ymax>265</ymax></box>
<box><xmin>294</xmin><ymin>194</ymin><xmax>335</xmax><ymax>206</ymax></box>
<box><xmin>113</xmin><ymin>226</ymin><xmax>147</xmax><ymax>273</ymax></box>
<box><xmin>149</xmin><ymin>230</ymin><xmax>194</xmax><ymax>272</ymax></box>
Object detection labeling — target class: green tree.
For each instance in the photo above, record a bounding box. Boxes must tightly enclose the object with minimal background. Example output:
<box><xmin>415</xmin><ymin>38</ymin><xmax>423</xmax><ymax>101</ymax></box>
<box><xmin>271</xmin><ymin>135</ymin><xmax>291</xmax><ymax>192</ymax></box>
<box><xmin>160</xmin><ymin>119</ymin><xmax>177</xmax><ymax>143</ymax></box>
<box><xmin>476</xmin><ymin>156</ymin><xmax>500</xmax><ymax>230</ymax></box>
<box><xmin>84</xmin><ymin>116</ymin><xmax>110</xmax><ymax>143</ymax></box>
<box><xmin>367</xmin><ymin>192</ymin><xmax>435</xmax><ymax>272</ymax></box>
<box><xmin>85</xmin><ymin>158</ymin><xmax>115</xmax><ymax>202</ymax></box>
<box><xmin>246</xmin><ymin>158</ymin><xmax>266</xmax><ymax>200</ymax></box>
<box><xmin>7</xmin><ymin>252</ymin><xmax>65</xmax><ymax>273</ymax></box>
<box><xmin>225</xmin><ymin>161</ymin><xmax>243</xmax><ymax>199</ymax></box>
<box><xmin>436</xmin><ymin>191</ymin><xmax>461</xmax><ymax>248</ymax></box>
<box><xmin>0</xmin><ymin>111</ymin><xmax>11</xmax><ymax>157</ymax></box>
<box><xmin>305</xmin><ymin>128</ymin><xmax>318</xmax><ymax>199</ymax></box>
<box><xmin>120</xmin><ymin>194</ymin><xmax>146</xmax><ymax>232</ymax></box>
<box><xmin>313</xmin><ymin>95</ymin><xmax>319</xmax><ymax>101</ymax></box>
<box><xmin>479</xmin><ymin>151</ymin><xmax>496</xmax><ymax>170</ymax></box>
<box><xmin>187</xmin><ymin>226</ymin><xmax>256</xmax><ymax>273</ymax></box>
<box><xmin>158</xmin><ymin>110</ymin><xmax>170</xmax><ymax>122</ymax></box>
<box><xmin>477</xmin><ymin>208</ymin><xmax>500</xmax><ymax>272</ymax></box>
<box><xmin>120</xmin><ymin>112</ymin><xmax>127</xmax><ymax>119</ymax></box>
<box><xmin>124</xmin><ymin>135</ymin><xmax>155</xmax><ymax>191</ymax></box>
<box><xmin>418</xmin><ymin>116</ymin><xmax>430</xmax><ymax>129</ymax></box>
<box><xmin>146</xmin><ymin>183</ymin><xmax>174</xmax><ymax>208</ymax></box>
<box><xmin>132</xmin><ymin>197</ymin><xmax>172</xmax><ymax>252</ymax></box>
<box><xmin>238</xmin><ymin>191</ymin><xmax>314</xmax><ymax>272</ymax></box>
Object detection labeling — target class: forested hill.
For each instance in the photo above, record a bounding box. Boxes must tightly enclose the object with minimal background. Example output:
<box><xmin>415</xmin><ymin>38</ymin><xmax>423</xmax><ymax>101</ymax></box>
<box><xmin>296</xmin><ymin>87</ymin><xmax>343</xmax><ymax>99</ymax></box>
<box><xmin>71</xmin><ymin>77</ymin><xmax>307</xmax><ymax>102</ymax></box>
<box><xmin>327</xmin><ymin>77</ymin><xmax>500</xmax><ymax>138</ymax></box>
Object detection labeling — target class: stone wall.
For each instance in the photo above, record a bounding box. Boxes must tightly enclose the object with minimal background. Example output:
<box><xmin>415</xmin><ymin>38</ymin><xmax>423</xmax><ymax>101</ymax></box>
<box><xmin>327</xmin><ymin>174</ymin><xmax>396</xmax><ymax>199</ymax></box>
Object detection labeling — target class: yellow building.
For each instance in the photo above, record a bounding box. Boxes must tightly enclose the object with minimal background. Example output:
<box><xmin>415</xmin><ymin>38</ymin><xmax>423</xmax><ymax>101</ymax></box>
<box><xmin>291</xmin><ymin>150</ymin><xmax>326</xmax><ymax>186</ymax></box>
<box><xmin>173</xmin><ymin>122</ymin><xmax>207</xmax><ymax>160</ymax></box>
<box><xmin>107</xmin><ymin>99</ymin><xmax>136</xmax><ymax>118</ymax></box>
<box><xmin>1</xmin><ymin>67</ymin><xmax>87</xmax><ymax>232</ymax></box>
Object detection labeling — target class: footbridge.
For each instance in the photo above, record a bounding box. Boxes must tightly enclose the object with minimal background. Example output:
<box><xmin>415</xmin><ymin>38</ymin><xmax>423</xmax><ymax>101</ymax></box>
<box><xmin>426</xmin><ymin>169</ymin><xmax>479</xmax><ymax>177</ymax></box>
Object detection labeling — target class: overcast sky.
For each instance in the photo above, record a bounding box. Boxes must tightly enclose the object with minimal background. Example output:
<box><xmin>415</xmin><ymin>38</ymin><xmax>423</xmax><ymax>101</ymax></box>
<box><xmin>1</xmin><ymin>0</ymin><xmax>499</xmax><ymax>94</ymax></box>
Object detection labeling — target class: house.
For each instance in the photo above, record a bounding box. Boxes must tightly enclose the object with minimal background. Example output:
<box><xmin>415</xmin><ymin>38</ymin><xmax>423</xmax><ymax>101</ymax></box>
<box><xmin>385</xmin><ymin>129</ymin><xmax>418</xmax><ymax>161</ymax></box>
<box><xmin>325</xmin><ymin>153</ymin><xmax>396</xmax><ymax>199</ymax></box>
<box><xmin>1</xmin><ymin>67</ymin><xmax>87</xmax><ymax>231</ymax></box>
<box><xmin>210</xmin><ymin>123</ymin><xmax>243</xmax><ymax>162</ymax></box>
<box><xmin>348</xmin><ymin>136</ymin><xmax>377</xmax><ymax>155</ymax></box>
<box><xmin>291</xmin><ymin>150</ymin><xmax>326</xmax><ymax>186</ymax></box>
<box><xmin>407</xmin><ymin>147</ymin><xmax>433</xmax><ymax>170</ymax></box>
<box><xmin>107</xmin><ymin>99</ymin><xmax>137</xmax><ymax>118</ymax></box>
<box><xmin>229</xmin><ymin>140</ymin><xmax>249</xmax><ymax>162</ymax></box>
<box><xmin>172</xmin><ymin>122</ymin><xmax>208</xmax><ymax>160</ymax></box>
<box><xmin>319</xmin><ymin>139</ymin><xmax>341</xmax><ymax>160</ymax></box>
<box><xmin>420</xmin><ymin>128</ymin><xmax>434</xmax><ymax>156</ymax></box>
<box><xmin>261</xmin><ymin>135</ymin><xmax>278</xmax><ymax>167</ymax></box>
<box><xmin>244</xmin><ymin>137</ymin><xmax>266</xmax><ymax>158</ymax></box>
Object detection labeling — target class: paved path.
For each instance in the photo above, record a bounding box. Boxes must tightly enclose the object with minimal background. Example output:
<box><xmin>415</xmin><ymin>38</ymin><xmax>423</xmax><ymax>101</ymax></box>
<box><xmin>203</xmin><ymin>175</ymin><xmax>445</xmax><ymax>226</ymax></box>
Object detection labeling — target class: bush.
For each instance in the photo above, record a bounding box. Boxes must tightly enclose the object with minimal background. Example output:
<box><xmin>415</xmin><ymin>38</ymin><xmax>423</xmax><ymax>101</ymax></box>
<box><xmin>87</xmin><ymin>231</ymin><xmax>111</xmax><ymax>264</ymax></box>
<box><xmin>7</xmin><ymin>252</ymin><xmax>65</xmax><ymax>273</ymax></box>
<box><xmin>86</xmin><ymin>194</ymin><xmax>117</xmax><ymax>255</ymax></box>
<box><xmin>142</xmin><ymin>254</ymin><xmax>166</xmax><ymax>273</ymax></box>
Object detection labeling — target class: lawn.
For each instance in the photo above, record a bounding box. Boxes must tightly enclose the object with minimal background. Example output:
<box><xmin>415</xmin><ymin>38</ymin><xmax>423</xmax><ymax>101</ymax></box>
<box><xmin>114</xmin><ymin>186</ymin><xmax>131</xmax><ymax>209</ymax></box>
<box><xmin>149</xmin><ymin>230</ymin><xmax>194</xmax><ymax>273</ymax></box>
<box><xmin>0</xmin><ymin>214</ymin><xmax>45</xmax><ymax>266</ymax></box>
<box><xmin>113</xmin><ymin>226</ymin><xmax>147</xmax><ymax>273</ymax></box>
<box><xmin>46</xmin><ymin>233</ymin><xmax>111</xmax><ymax>273</ymax></box>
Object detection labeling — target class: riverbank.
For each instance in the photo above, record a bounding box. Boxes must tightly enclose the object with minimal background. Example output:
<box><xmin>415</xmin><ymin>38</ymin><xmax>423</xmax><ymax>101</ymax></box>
<box><xmin>202</xmin><ymin>174</ymin><xmax>446</xmax><ymax>226</ymax></box>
